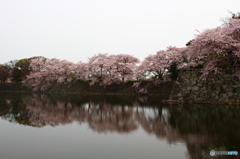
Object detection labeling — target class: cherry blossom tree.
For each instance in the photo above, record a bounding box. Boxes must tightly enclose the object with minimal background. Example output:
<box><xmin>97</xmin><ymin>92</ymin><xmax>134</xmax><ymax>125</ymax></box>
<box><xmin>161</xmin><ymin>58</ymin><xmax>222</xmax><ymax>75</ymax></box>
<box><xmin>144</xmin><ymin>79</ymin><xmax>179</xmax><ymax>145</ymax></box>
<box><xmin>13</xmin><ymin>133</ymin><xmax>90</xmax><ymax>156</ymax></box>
<box><xmin>71</xmin><ymin>61</ymin><xmax>88</xmax><ymax>81</ymax></box>
<box><xmin>87</xmin><ymin>53</ymin><xmax>113</xmax><ymax>86</ymax></box>
<box><xmin>25</xmin><ymin>58</ymin><xmax>77</xmax><ymax>91</ymax></box>
<box><xmin>114</xmin><ymin>54</ymin><xmax>140</xmax><ymax>81</ymax></box>
<box><xmin>86</xmin><ymin>53</ymin><xmax>140</xmax><ymax>86</ymax></box>
<box><xmin>138</xmin><ymin>46</ymin><xmax>185</xmax><ymax>81</ymax></box>
<box><xmin>24</xmin><ymin>58</ymin><xmax>48</xmax><ymax>91</ymax></box>
<box><xmin>185</xmin><ymin>18</ymin><xmax>240</xmax><ymax>79</ymax></box>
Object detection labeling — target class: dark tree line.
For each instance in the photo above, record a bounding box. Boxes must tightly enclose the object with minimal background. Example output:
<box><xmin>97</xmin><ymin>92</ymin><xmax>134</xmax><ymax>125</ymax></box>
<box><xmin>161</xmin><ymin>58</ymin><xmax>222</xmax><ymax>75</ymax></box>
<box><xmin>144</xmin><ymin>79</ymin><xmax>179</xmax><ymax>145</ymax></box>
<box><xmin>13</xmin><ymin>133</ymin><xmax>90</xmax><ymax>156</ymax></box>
<box><xmin>0</xmin><ymin>56</ymin><xmax>45</xmax><ymax>83</ymax></box>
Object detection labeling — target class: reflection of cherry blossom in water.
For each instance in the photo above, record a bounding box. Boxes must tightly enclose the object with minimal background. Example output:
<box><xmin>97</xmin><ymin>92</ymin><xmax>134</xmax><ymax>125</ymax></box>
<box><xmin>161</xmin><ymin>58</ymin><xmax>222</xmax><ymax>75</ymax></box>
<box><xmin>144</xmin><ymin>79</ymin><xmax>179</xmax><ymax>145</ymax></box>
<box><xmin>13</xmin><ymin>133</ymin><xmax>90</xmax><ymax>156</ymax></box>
<box><xmin>1</xmin><ymin>93</ymin><xmax>240</xmax><ymax>159</ymax></box>
<box><xmin>23</xmin><ymin>94</ymin><xmax>197</xmax><ymax>150</ymax></box>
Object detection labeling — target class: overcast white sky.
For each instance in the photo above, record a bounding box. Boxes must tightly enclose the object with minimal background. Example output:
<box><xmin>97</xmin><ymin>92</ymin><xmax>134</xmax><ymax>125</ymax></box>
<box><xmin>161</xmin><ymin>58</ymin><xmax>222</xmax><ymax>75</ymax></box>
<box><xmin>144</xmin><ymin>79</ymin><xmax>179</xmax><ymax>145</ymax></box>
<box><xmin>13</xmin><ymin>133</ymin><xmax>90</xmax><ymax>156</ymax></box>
<box><xmin>0</xmin><ymin>0</ymin><xmax>239</xmax><ymax>64</ymax></box>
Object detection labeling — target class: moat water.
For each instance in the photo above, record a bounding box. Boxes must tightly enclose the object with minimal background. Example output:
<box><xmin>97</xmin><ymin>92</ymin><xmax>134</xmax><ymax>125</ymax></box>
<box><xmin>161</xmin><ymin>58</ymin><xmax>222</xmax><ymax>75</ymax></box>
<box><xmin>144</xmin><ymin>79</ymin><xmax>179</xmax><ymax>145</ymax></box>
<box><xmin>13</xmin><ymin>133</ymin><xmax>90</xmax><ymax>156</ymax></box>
<box><xmin>0</xmin><ymin>93</ymin><xmax>239</xmax><ymax>159</ymax></box>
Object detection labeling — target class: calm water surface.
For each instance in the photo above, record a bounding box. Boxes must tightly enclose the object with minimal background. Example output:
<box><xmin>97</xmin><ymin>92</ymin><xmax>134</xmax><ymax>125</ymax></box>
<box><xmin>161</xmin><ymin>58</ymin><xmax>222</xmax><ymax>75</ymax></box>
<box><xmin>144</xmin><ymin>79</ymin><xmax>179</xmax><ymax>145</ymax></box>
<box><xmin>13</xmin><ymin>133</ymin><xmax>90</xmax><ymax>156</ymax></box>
<box><xmin>0</xmin><ymin>93</ymin><xmax>239</xmax><ymax>159</ymax></box>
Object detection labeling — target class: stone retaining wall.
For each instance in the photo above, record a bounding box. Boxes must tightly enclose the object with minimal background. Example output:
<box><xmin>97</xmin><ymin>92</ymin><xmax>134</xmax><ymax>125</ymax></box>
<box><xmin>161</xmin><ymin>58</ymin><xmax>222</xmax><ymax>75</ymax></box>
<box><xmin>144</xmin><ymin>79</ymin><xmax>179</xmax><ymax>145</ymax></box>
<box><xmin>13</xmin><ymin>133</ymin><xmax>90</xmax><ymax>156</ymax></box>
<box><xmin>169</xmin><ymin>68</ymin><xmax>240</xmax><ymax>103</ymax></box>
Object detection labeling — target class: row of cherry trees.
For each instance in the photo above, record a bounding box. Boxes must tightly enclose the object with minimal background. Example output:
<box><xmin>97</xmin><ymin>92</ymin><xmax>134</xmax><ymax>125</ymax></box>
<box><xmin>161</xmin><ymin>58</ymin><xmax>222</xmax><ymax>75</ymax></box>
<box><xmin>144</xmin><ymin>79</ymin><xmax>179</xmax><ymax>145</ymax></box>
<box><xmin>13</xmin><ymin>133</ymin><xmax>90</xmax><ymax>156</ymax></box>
<box><xmin>24</xmin><ymin>46</ymin><xmax>190</xmax><ymax>91</ymax></box>
<box><xmin>1</xmin><ymin>15</ymin><xmax>240</xmax><ymax>91</ymax></box>
<box><xmin>25</xmin><ymin>54</ymin><xmax>142</xmax><ymax>90</ymax></box>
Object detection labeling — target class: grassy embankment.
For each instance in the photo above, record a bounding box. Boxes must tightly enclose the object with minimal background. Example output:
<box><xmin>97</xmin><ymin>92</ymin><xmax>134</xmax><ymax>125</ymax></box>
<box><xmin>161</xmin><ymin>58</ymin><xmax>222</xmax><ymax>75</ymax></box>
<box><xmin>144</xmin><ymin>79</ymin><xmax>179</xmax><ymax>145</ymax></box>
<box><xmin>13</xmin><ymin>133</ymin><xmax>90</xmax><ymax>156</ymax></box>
<box><xmin>0</xmin><ymin>81</ymin><xmax>175</xmax><ymax>97</ymax></box>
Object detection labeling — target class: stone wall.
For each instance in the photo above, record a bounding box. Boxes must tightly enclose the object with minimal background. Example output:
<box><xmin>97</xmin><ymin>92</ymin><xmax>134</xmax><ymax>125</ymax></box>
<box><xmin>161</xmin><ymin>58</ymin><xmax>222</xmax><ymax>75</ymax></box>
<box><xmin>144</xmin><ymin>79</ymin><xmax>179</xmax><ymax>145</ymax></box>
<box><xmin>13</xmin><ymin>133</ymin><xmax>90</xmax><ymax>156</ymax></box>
<box><xmin>169</xmin><ymin>68</ymin><xmax>240</xmax><ymax>103</ymax></box>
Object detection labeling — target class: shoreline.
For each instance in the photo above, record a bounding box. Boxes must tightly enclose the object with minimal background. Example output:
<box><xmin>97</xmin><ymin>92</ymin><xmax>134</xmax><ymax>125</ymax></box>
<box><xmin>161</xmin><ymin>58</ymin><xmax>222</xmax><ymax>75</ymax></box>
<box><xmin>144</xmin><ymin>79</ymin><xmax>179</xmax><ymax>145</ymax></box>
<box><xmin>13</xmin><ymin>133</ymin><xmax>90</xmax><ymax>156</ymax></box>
<box><xmin>0</xmin><ymin>81</ymin><xmax>174</xmax><ymax>96</ymax></box>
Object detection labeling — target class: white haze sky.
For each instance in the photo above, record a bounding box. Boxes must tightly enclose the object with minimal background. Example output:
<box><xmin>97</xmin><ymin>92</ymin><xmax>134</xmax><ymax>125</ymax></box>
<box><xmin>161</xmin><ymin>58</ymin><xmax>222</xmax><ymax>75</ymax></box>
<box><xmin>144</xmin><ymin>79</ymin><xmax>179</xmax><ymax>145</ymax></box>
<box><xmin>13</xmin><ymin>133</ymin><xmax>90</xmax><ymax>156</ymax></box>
<box><xmin>0</xmin><ymin>0</ymin><xmax>239</xmax><ymax>64</ymax></box>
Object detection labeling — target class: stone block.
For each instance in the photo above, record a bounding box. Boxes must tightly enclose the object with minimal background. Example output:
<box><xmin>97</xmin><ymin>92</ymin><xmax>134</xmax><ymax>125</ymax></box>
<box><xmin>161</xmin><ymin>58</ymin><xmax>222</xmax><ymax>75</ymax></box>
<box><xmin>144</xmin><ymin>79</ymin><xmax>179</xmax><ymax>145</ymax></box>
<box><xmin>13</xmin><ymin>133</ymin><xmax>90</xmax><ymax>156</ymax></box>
<box><xmin>203</xmin><ymin>90</ymin><xmax>207</xmax><ymax>94</ymax></box>
<box><xmin>184</xmin><ymin>90</ymin><xmax>190</xmax><ymax>94</ymax></box>
<box><xmin>177</xmin><ymin>93</ymin><xmax>182</xmax><ymax>97</ymax></box>
<box><xmin>222</xmin><ymin>94</ymin><xmax>227</xmax><ymax>98</ymax></box>
<box><xmin>228</xmin><ymin>92</ymin><xmax>233</xmax><ymax>96</ymax></box>
<box><xmin>211</xmin><ymin>93</ymin><xmax>216</xmax><ymax>96</ymax></box>
<box><xmin>197</xmin><ymin>83</ymin><xmax>202</xmax><ymax>87</ymax></box>
<box><xmin>191</xmin><ymin>81</ymin><xmax>197</xmax><ymax>85</ymax></box>
<box><xmin>216</xmin><ymin>80</ymin><xmax>223</xmax><ymax>84</ymax></box>
<box><xmin>192</xmin><ymin>86</ymin><xmax>199</xmax><ymax>91</ymax></box>
<box><xmin>236</xmin><ymin>88</ymin><xmax>240</xmax><ymax>93</ymax></box>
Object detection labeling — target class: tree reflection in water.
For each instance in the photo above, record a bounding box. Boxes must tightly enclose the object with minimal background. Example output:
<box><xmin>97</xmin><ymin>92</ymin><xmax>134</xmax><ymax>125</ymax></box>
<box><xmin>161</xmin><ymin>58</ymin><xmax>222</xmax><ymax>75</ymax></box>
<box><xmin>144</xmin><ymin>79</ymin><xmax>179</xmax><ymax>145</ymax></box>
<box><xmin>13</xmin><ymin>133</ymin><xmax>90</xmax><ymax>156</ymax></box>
<box><xmin>0</xmin><ymin>93</ymin><xmax>239</xmax><ymax>159</ymax></box>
